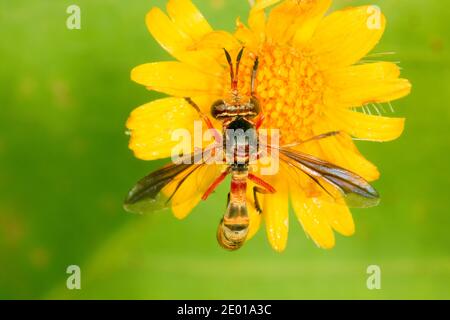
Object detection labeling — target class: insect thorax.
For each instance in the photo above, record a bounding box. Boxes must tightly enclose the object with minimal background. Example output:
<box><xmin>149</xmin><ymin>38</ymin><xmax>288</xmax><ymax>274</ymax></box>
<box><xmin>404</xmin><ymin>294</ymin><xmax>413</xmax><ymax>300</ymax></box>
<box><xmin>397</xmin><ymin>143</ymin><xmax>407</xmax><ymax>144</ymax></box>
<box><xmin>224</xmin><ymin>116</ymin><xmax>258</xmax><ymax>168</ymax></box>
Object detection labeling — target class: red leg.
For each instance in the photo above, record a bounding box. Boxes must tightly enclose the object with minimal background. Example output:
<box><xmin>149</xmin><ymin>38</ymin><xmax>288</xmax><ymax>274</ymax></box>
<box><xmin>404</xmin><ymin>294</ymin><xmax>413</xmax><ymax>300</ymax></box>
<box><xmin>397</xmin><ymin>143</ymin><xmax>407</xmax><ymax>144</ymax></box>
<box><xmin>202</xmin><ymin>168</ymin><xmax>231</xmax><ymax>201</ymax></box>
<box><xmin>203</xmin><ymin>116</ymin><xmax>222</xmax><ymax>143</ymax></box>
<box><xmin>185</xmin><ymin>97</ymin><xmax>222</xmax><ymax>143</ymax></box>
<box><xmin>248</xmin><ymin>173</ymin><xmax>276</xmax><ymax>193</ymax></box>
<box><xmin>254</xmin><ymin>113</ymin><xmax>265</xmax><ymax>130</ymax></box>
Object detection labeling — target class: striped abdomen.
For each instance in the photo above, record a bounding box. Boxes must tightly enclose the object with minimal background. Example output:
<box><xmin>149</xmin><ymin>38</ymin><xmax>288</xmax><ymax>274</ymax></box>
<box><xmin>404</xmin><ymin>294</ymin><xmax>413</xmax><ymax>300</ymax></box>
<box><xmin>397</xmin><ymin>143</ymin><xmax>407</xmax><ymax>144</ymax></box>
<box><xmin>217</xmin><ymin>169</ymin><xmax>249</xmax><ymax>250</ymax></box>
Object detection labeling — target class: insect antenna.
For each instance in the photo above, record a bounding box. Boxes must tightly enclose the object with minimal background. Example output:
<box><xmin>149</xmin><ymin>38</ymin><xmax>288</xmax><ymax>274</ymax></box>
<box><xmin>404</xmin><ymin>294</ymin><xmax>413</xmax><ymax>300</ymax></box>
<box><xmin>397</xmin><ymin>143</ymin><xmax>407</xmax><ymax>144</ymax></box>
<box><xmin>223</xmin><ymin>48</ymin><xmax>235</xmax><ymax>88</ymax></box>
<box><xmin>233</xmin><ymin>47</ymin><xmax>245</xmax><ymax>90</ymax></box>
<box><xmin>223</xmin><ymin>47</ymin><xmax>245</xmax><ymax>90</ymax></box>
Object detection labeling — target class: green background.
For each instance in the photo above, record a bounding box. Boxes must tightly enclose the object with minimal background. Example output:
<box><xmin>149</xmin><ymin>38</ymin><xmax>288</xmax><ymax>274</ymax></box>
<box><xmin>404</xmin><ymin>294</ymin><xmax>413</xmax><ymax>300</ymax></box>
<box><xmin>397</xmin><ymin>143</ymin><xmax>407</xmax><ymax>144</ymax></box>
<box><xmin>0</xmin><ymin>0</ymin><xmax>449</xmax><ymax>299</ymax></box>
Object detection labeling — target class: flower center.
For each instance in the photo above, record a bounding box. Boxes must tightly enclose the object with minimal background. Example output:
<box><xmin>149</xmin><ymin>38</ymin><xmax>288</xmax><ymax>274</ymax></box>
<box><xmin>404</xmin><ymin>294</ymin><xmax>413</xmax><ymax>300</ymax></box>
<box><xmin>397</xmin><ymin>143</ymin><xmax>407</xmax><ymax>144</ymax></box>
<box><xmin>235</xmin><ymin>44</ymin><xmax>325</xmax><ymax>145</ymax></box>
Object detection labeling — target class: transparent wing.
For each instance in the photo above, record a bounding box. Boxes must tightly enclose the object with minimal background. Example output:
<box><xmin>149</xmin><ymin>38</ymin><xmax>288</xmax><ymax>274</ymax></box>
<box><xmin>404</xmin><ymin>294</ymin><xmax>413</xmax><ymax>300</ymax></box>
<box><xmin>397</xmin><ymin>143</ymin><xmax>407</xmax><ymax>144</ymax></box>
<box><xmin>124</xmin><ymin>163</ymin><xmax>193</xmax><ymax>214</ymax></box>
<box><xmin>124</xmin><ymin>152</ymin><xmax>226</xmax><ymax>214</ymax></box>
<box><xmin>279</xmin><ymin>147</ymin><xmax>380</xmax><ymax>208</ymax></box>
<box><xmin>164</xmin><ymin>161</ymin><xmax>224</xmax><ymax>207</ymax></box>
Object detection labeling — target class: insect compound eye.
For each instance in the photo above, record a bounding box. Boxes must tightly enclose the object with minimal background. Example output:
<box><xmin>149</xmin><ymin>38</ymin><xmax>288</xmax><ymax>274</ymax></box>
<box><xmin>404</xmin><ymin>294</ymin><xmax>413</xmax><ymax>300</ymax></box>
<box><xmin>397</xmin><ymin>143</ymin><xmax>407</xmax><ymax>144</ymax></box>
<box><xmin>211</xmin><ymin>99</ymin><xmax>226</xmax><ymax>119</ymax></box>
<box><xmin>248</xmin><ymin>97</ymin><xmax>261</xmax><ymax>118</ymax></box>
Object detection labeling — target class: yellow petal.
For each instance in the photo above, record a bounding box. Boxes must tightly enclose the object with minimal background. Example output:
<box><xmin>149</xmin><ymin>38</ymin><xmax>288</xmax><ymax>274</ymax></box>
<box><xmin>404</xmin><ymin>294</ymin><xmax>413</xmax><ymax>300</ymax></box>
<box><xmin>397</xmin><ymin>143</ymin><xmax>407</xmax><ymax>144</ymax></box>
<box><xmin>325</xmin><ymin>108</ymin><xmax>405</xmax><ymax>142</ymax></box>
<box><xmin>159</xmin><ymin>165</ymin><xmax>199</xmax><ymax>220</ymax></box>
<box><xmin>235</xmin><ymin>18</ymin><xmax>259</xmax><ymax>51</ymax></box>
<box><xmin>131</xmin><ymin>62</ymin><xmax>223</xmax><ymax>97</ymax></box>
<box><xmin>291</xmin><ymin>0</ymin><xmax>332</xmax><ymax>46</ymax></box>
<box><xmin>126</xmin><ymin>98</ymin><xmax>198</xmax><ymax>160</ymax></box>
<box><xmin>146</xmin><ymin>6</ymin><xmax>224</xmax><ymax>73</ymax></box>
<box><xmin>263</xmin><ymin>174</ymin><xmax>289</xmax><ymax>252</ymax></box>
<box><xmin>309</xmin><ymin>6</ymin><xmax>386</xmax><ymax>68</ymax></box>
<box><xmin>334</xmin><ymin>132</ymin><xmax>380</xmax><ymax>181</ymax></box>
<box><xmin>266</xmin><ymin>0</ymin><xmax>331</xmax><ymax>44</ymax></box>
<box><xmin>333</xmin><ymin>79</ymin><xmax>411</xmax><ymax>107</ymax></box>
<box><xmin>166</xmin><ymin>0</ymin><xmax>212</xmax><ymax>41</ymax></box>
<box><xmin>169</xmin><ymin>164</ymin><xmax>224</xmax><ymax>219</ymax></box>
<box><xmin>172</xmin><ymin>197</ymin><xmax>201</xmax><ymax>220</ymax></box>
<box><xmin>265</xmin><ymin>0</ymin><xmax>304</xmax><ymax>43</ymax></box>
<box><xmin>146</xmin><ymin>7</ymin><xmax>191</xmax><ymax>57</ymax></box>
<box><xmin>326</xmin><ymin>62</ymin><xmax>401</xmax><ymax>84</ymax></box>
<box><xmin>247</xmin><ymin>0</ymin><xmax>282</xmax><ymax>41</ymax></box>
<box><xmin>312</xmin><ymin>123</ymin><xmax>380</xmax><ymax>181</ymax></box>
<box><xmin>194</xmin><ymin>31</ymin><xmax>240</xmax><ymax>51</ymax></box>
<box><xmin>253</xmin><ymin>0</ymin><xmax>282</xmax><ymax>11</ymax></box>
<box><xmin>322</xmin><ymin>202</ymin><xmax>355</xmax><ymax>236</ymax></box>
<box><xmin>283</xmin><ymin>143</ymin><xmax>332</xmax><ymax>200</ymax></box>
<box><xmin>248</xmin><ymin>5</ymin><xmax>264</xmax><ymax>36</ymax></box>
<box><xmin>291</xmin><ymin>190</ymin><xmax>335</xmax><ymax>249</ymax></box>
<box><xmin>324</xmin><ymin>63</ymin><xmax>412</xmax><ymax>106</ymax></box>
<box><xmin>192</xmin><ymin>31</ymin><xmax>242</xmax><ymax>68</ymax></box>
<box><xmin>174</xmin><ymin>49</ymin><xmax>225</xmax><ymax>78</ymax></box>
<box><xmin>246</xmin><ymin>182</ymin><xmax>262</xmax><ymax>240</ymax></box>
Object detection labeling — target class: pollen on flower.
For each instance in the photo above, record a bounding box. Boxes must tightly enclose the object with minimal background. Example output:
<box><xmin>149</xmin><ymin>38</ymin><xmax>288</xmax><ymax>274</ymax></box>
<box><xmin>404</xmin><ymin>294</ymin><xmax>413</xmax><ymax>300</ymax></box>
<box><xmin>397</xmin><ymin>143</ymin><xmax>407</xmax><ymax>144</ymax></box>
<box><xmin>231</xmin><ymin>44</ymin><xmax>325</xmax><ymax>145</ymax></box>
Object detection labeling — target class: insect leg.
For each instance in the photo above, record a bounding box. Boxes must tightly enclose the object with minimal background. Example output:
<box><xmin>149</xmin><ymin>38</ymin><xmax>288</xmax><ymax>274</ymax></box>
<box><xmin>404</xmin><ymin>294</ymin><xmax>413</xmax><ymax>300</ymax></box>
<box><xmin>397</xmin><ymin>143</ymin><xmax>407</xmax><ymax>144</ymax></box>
<box><xmin>254</xmin><ymin>113</ymin><xmax>265</xmax><ymax>130</ymax></box>
<box><xmin>185</xmin><ymin>97</ymin><xmax>222</xmax><ymax>143</ymax></box>
<box><xmin>251</xmin><ymin>56</ymin><xmax>259</xmax><ymax>96</ymax></box>
<box><xmin>252</xmin><ymin>186</ymin><xmax>273</xmax><ymax>214</ymax></box>
<box><xmin>280</xmin><ymin>131</ymin><xmax>341</xmax><ymax>148</ymax></box>
<box><xmin>248</xmin><ymin>173</ymin><xmax>276</xmax><ymax>193</ymax></box>
<box><xmin>250</xmin><ymin>56</ymin><xmax>265</xmax><ymax>129</ymax></box>
<box><xmin>201</xmin><ymin>167</ymin><xmax>231</xmax><ymax>201</ymax></box>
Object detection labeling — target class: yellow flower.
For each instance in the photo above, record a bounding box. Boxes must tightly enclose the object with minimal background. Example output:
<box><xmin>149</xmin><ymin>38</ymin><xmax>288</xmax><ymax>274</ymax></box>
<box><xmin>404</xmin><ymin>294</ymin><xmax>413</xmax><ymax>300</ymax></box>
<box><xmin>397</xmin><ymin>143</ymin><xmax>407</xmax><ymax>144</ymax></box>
<box><xmin>127</xmin><ymin>0</ymin><xmax>411</xmax><ymax>251</ymax></box>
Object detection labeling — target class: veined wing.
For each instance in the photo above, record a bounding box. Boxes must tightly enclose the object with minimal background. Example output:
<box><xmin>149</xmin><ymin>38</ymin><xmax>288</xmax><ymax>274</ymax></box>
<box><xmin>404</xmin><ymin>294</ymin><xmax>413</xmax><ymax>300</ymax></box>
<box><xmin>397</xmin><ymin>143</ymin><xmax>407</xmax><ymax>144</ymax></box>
<box><xmin>279</xmin><ymin>147</ymin><xmax>380</xmax><ymax>208</ymax></box>
<box><xmin>124</xmin><ymin>152</ymin><xmax>225</xmax><ymax>214</ymax></box>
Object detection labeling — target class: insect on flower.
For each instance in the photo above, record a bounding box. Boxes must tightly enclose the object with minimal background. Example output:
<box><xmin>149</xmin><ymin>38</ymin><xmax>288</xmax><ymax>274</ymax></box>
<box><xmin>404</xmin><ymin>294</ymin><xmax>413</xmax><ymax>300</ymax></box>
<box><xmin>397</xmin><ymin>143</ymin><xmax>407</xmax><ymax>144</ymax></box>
<box><xmin>124</xmin><ymin>48</ymin><xmax>380</xmax><ymax>251</ymax></box>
